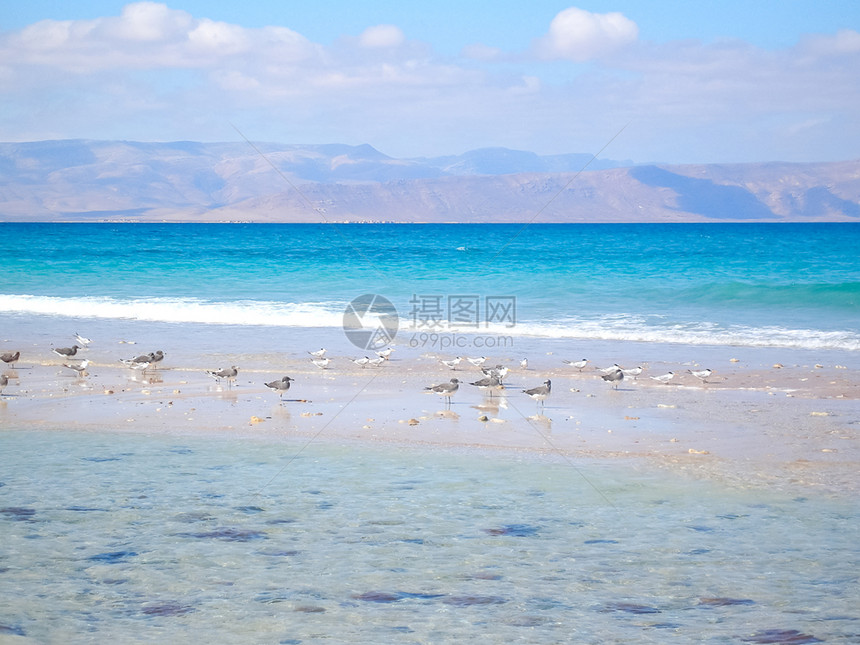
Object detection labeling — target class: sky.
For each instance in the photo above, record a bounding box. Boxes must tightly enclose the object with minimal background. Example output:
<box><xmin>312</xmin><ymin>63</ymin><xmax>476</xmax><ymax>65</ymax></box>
<box><xmin>2</xmin><ymin>1</ymin><xmax>859</xmax><ymax>164</ymax></box>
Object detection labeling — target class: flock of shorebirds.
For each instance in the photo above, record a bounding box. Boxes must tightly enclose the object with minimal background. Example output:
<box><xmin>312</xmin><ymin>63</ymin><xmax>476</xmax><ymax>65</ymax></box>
<box><xmin>1</xmin><ymin>336</ymin><xmax>713</xmax><ymax>409</ymax></box>
<box><xmin>420</xmin><ymin>356</ymin><xmax>713</xmax><ymax>410</ymax></box>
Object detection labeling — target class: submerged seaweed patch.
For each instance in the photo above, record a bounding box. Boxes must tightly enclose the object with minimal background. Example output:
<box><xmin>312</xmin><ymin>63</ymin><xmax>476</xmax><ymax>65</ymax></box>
<box><xmin>176</xmin><ymin>527</ymin><xmax>266</xmax><ymax>541</ymax></box>
<box><xmin>1</xmin><ymin>507</ymin><xmax>36</xmax><ymax>521</ymax></box>
<box><xmin>482</xmin><ymin>524</ymin><xmax>540</xmax><ymax>537</ymax></box>
<box><xmin>88</xmin><ymin>551</ymin><xmax>138</xmax><ymax>564</ymax></box>
<box><xmin>741</xmin><ymin>629</ymin><xmax>823</xmax><ymax>644</ymax></box>
<box><xmin>600</xmin><ymin>601</ymin><xmax>662</xmax><ymax>615</ymax></box>
<box><xmin>141</xmin><ymin>603</ymin><xmax>196</xmax><ymax>617</ymax></box>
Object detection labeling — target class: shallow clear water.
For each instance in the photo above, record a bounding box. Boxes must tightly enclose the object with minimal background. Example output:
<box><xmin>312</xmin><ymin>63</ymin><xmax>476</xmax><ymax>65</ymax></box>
<box><xmin>1</xmin><ymin>429</ymin><xmax>857</xmax><ymax>643</ymax></box>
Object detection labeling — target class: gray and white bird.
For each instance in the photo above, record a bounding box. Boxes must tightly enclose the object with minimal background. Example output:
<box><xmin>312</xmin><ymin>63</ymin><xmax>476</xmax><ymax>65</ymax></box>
<box><xmin>424</xmin><ymin>378</ymin><xmax>460</xmax><ymax>406</ymax></box>
<box><xmin>311</xmin><ymin>357</ymin><xmax>331</xmax><ymax>369</ymax></box>
<box><xmin>367</xmin><ymin>356</ymin><xmax>385</xmax><ymax>367</ymax></box>
<box><xmin>74</xmin><ymin>333</ymin><xmax>92</xmax><ymax>346</ymax></box>
<box><xmin>621</xmin><ymin>366</ymin><xmax>643</xmax><ymax>380</ymax></box>
<box><xmin>469</xmin><ymin>375</ymin><xmax>503</xmax><ymax>398</ymax></box>
<box><xmin>0</xmin><ymin>374</ymin><xmax>8</xmax><ymax>395</ymax></box>
<box><xmin>440</xmin><ymin>356</ymin><xmax>462</xmax><ymax>370</ymax></box>
<box><xmin>523</xmin><ymin>380</ymin><xmax>551</xmax><ymax>408</ymax></box>
<box><xmin>601</xmin><ymin>368</ymin><xmax>624</xmax><ymax>389</ymax></box>
<box><xmin>350</xmin><ymin>356</ymin><xmax>371</xmax><ymax>368</ymax></box>
<box><xmin>481</xmin><ymin>365</ymin><xmax>509</xmax><ymax>382</ymax></box>
<box><xmin>563</xmin><ymin>358</ymin><xmax>589</xmax><ymax>372</ymax></box>
<box><xmin>149</xmin><ymin>350</ymin><xmax>165</xmax><ymax>368</ymax></box>
<box><xmin>520</xmin><ymin>358</ymin><xmax>529</xmax><ymax>370</ymax></box>
<box><xmin>53</xmin><ymin>345</ymin><xmax>81</xmax><ymax>358</ymax></box>
<box><xmin>206</xmin><ymin>366</ymin><xmax>238</xmax><ymax>388</ymax></box>
<box><xmin>264</xmin><ymin>375</ymin><xmax>294</xmax><ymax>400</ymax></box>
<box><xmin>689</xmin><ymin>368</ymin><xmax>713</xmax><ymax>383</ymax></box>
<box><xmin>598</xmin><ymin>364</ymin><xmax>622</xmax><ymax>375</ymax></box>
<box><xmin>308</xmin><ymin>348</ymin><xmax>327</xmax><ymax>358</ymax></box>
<box><xmin>376</xmin><ymin>348</ymin><xmax>394</xmax><ymax>360</ymax></box>
<box><xmin>0</xmin><ymin>351</ymin><xmax>20</xmax><ymax>367</ymax></box>
<box><xmin>63</xmin><ymin>359</ymin><xmax>90</xmax><ymax>376</ymax></box>
<box><xmin>466</xmin><ymin>356</ymin><xmax>487</xmax><ymax>367</ymax></box>
<box><xmin>650</xmin><ymin>371</ymin><xmax>675</xmax><ymax>385</ymax></box>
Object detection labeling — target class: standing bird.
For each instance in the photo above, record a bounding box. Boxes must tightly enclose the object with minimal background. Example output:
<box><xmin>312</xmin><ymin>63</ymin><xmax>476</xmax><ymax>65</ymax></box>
<box><xmin>0</xmin><ymin>374</ymin><xmax>8</xmax><ymax>395</ymax></box>
<box><xmin>469</xmin><ymin>375</ymin><xmax>503</xmax><ymax>398</ymax></box>
<box><xmin>1</xmin><ymin>351</ymin><xmax>20</xmax><ymax>368</ymax></box>
<box><xmin>63</xmin><ymin>359</ymin><xmax>90</xmax><ymax>376</ymax></box>
<box><xmin>520</xmin><ymin>358</ymin><xmax>529</xmax><ymax>370</ymax></box>
<box><xmin>601</xmin><ymin>367</ymin><xmax>624</xmax><ymax>389</ymax></box>
<box><xmin>265</xmin><ymin>375</ymin><xmax>294</xmax><ymax>400</ymax></box>
<box><xmin>149</xmin><ymin>350</ymin><xmax>165</xmax><ymax>368</ymax></box>
<box><xmin>563</xmin><ymin>358</ymin><xmax>589</xmax><ymax>372</ymax></box>
<box><xmin>311</xmin><ymin>357</ymin><xmax>331</xmax><ymax>369</ymax></box>
<box><xmin>689</xmin><ymin>368</ymin><xmax>712</xmax><ymax>383</ymax></box>
<box><xmin>308</xmin><ymin>348</ymin><xmax>327</xmax><ymax>358</ymax></box>
<box><xmin>53</xmin><ymin>345</ymin><xmax>81</xmax><ymax>358</ymax></box>
<box><xmin>621</xmin><ymin>366</ymin><xmax>643</xmax><ymax>380</ymax></box>
<box><xmin>367</xmin><ymin>356</ymin><xmax>385</xmax><ymax>367</ymax></box>
<box><xmin>424</xmin><ymin>378</ymin><xmax>460</xmax><ymax>407</ymax></box>
<box><xmin>466</xmin><ymin>356</ymin><xmax>487</xmax><ymax>367</ymax></box>
<box><xmin>523</xmin><ymin>379</ymin><xmax>552</xmax><ymax>409</ymax></box>
<box><xmin>206</xmin><ymin>366</ymin><xmax>238</xmax><ymax>388</ymax></box>
<box><xmin>650</xmin><ymin>372</ymin><xmax>675</xmax><ymax>385</ymax></box>
<box><xmin>440</xmin><ymin>356</ymin><xmax>462</xmax><ymax>370</ymax></box>
<box><xmin>74</xmin><ymin>333</ymin><xmax>92</xmax><ymax>347</ymax></box>
<box><xmin>376</xmin><ymin>348</ymin><xmax>394</xmax><ymax>360</ymax></box>
<box><xmin>350</xmin><ymin>357</ymin><xmax>371</xmax><ymax>368</ymax></box>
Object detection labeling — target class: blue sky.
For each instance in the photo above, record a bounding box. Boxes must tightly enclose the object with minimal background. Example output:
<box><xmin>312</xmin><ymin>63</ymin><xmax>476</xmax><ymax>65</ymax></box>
<box><xmin>2</xmin><ymin>1</ymin><xmax>859</xmax><ymax>163</ymax></box>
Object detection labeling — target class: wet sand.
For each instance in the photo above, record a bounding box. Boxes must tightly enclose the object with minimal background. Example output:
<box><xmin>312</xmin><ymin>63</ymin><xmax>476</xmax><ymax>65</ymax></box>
<box><xmin>2</xmin><ymin>340</ymin><xmax>858</xmax><ymax>498</ymax></box>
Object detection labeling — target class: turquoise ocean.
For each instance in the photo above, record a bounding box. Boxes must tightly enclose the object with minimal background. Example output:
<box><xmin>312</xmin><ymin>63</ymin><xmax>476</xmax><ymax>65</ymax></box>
<box><xmin>1</xmin><ymin>222</ymin><xmax>859</xmax><ymax>642</ymax></box>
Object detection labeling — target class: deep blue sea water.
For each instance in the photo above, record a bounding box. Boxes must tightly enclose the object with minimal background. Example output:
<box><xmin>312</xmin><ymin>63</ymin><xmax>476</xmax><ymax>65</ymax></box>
<box><xmin>1</xmin><ymin>222</ymin><xmax>859</xmax><ymax>351</ymax></box>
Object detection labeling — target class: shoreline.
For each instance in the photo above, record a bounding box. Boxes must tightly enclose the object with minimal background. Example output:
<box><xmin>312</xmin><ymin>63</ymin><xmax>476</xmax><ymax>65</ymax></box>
<box><xmin>2</xmin><ymin>336</ymin><xmax>858</xmax><ymax>498</ymax></box>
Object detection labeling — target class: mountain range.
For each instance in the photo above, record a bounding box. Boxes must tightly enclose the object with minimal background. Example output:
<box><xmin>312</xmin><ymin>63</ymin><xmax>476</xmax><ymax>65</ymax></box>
<box><xmin>1</xmin><ymin>140</ymin><xmax>857</xmax><ymax>222</ymax></box>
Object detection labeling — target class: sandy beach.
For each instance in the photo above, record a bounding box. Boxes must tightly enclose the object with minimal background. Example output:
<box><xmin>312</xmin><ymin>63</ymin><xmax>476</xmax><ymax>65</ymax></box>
<box><xmin>3</xmin><ymin>338</ymin><xmax>858</xmax><ymax>498</ymax></box>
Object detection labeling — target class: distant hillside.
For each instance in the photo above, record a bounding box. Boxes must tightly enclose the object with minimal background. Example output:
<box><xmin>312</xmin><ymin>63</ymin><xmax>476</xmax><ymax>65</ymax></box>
<box><xmin>0</xmin><ymin>140</ymin><xmax>857</xmax><ymax>222</ymax></box>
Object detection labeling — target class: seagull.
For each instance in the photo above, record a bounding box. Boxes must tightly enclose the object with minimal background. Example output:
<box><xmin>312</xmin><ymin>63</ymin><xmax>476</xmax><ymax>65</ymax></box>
<box><xmin>367</xmin><ymin>356</ymin><xmax>385</xmax><ymax>367</ymax></box>
<box><xmin>149</xmin><ymin>350</ymin><xmax>165</xmax><ymax>368</ymax></box>
<box><xmin>376</xmin><ymin>348</ymin><xmax>394</xmax><ymax>360</ymax></box>
<box><xmin>621</xmin><ymin>366</ymin><xmax>643</xmax><ymax>380</ymax></box>
<box><xmin>650</xmin><ymin>372</ymin><xmax>675</xmax><ymax>385</ymax></box>
<box><xmin>689</xmin><ymin>368</ymin><xmax>713</xmax><ymax>383</ymax></box>
<box><xmin>53</xmin><ymin>345</ymin><xmax>81</xmax><ymax>358</ymax></box>
<box><xmin>424</xmin><ymin>378</ymin><xmax>460</xmax><ymax>407</ymax></box>
<box><xmin>63</xmin><ymin>359</ymin><xmax>90</xmax><ymax>376</ymax></box>
<box><xmin>481</xmin><ymin>364</ymin><xmax>509</xmax><ymax>378</ymax></box>
<box><xmin>0</xmin><ymin>374</ymin><xmax>7</xmax><ymax>394</ymax></box>
<box><xmin>466</xmin><ymin>356</ymin><xmax>487</xmax><ymax>367</ymax></box>
<box><xmin>601</xmin><ymin>368</ymin><xmax>624</xmax><ymax>389</ymax></box>
<box><xmin>520</xmin><ymin>358</ymin><xmax>529</xmax><ymax>370</ymax></box>
<box><xmin>469</xmin><ymin>375</ymin><xmax>503</xmax><ymax>398</ymax></box>
<box><xmin>440</xmin><ymin>356</ymin><xmax>462</xmax><ymax>370</ymax></box>
<box><xmin>122</xmin><ymin>359</ymin><xmax>150</xmax><ymax>372</ymax></box>
<box><xmin>207</xmin><ymin>366</ymin><xmax>238</xmax><ymax>388</ymax></box>
<box><xmin>308</xmin><ymin>348</ymin><xmax>327</xmax><ymax>358</ymax></box>
<box><xmin>563</xmin><ymin>358</ymin><xmax>589</xmax><ymax>372</ymax></box>
<box><xmin>523</xmin><ymin>380</ymin><xmax>551</xmax><ymax>409</ymax></box>
<box><xmin>350</xmin><ymin>357</ymin><xmax>371</xmax><ymax>368</ymax></box>
<box><xmin>311</xmin><ymin>357</ymin><xmax>331</xmax><ymax>369</ymax></box>
<box><xmin>265</xmin><ymin>375</ymin><xmax>294</xmax><ymax>400</ymax></box>
<box><xmin>74</xmin><ymin>333</ymin><xmax>92</xmax><ymax>346</ymax></box>
<box><xmin>0</xmin><ymin>351</ymin><xmax>20</xmax><ymax>367</ymax></box>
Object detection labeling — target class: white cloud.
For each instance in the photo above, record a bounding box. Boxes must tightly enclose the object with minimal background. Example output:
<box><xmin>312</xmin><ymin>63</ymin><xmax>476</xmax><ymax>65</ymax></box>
<box><xmin>0</xmin><ymin>3</ymin><xmax>857</xmax><ymax>163</ymax></box>
<box><xmin>534</xmin><ymin>7</ymin><xmax>639</xmax><ymax>61</ymax></box>
<box><xmin>358</xmin><ymin>24</ymin><xmax>406</xmax><ymax>49</ymax></box>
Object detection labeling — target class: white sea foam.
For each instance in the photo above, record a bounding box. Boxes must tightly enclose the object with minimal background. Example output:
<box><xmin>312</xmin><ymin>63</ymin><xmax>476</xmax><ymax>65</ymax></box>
<box><xmin>3</xmin><ymin>293</ymin><xmax>859</xmax><ymax>351</ymax></box>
